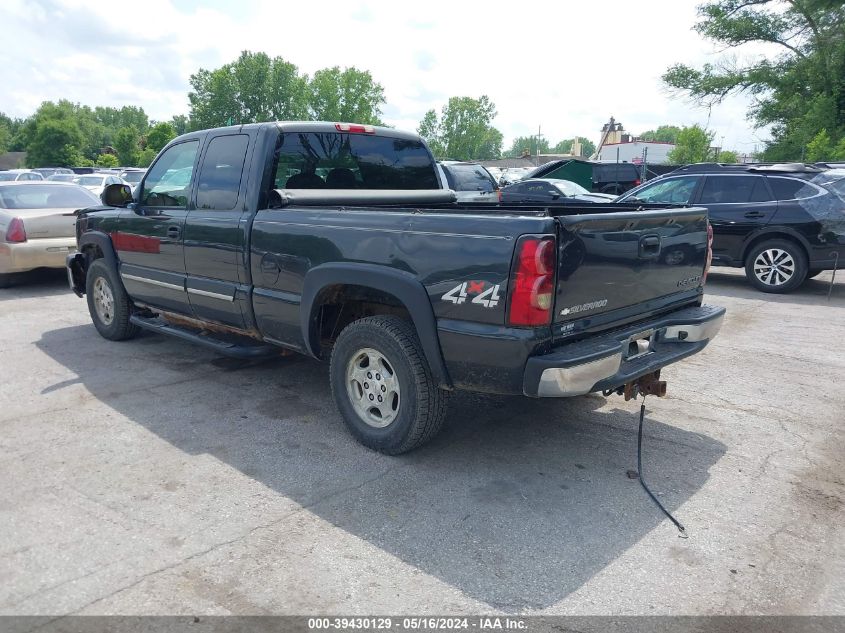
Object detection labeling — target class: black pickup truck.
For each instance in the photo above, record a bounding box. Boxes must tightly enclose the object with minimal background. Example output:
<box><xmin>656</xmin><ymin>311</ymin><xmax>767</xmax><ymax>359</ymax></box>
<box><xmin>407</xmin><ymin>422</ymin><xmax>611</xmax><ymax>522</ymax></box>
<box><xmin>67</xmin><ymin>122</ymin><xmax>725</xmax><ymax>454</ymax></box>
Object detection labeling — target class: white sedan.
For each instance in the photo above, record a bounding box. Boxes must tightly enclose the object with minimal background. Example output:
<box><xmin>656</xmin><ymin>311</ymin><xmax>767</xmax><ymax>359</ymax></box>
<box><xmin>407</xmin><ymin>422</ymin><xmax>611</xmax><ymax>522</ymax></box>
<box><xmin>73</xmin><ymin>173</ymin><xmax>128</xmax><ymax>196</ymax></box>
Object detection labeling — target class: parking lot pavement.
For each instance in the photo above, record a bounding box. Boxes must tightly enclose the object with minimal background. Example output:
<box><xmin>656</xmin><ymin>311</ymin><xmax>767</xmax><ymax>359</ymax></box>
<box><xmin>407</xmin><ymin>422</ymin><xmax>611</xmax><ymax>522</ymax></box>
<box><xmin>1</xmin><ymin>267</ymin><xmax>844</xmax><ymax>615</ymax></box>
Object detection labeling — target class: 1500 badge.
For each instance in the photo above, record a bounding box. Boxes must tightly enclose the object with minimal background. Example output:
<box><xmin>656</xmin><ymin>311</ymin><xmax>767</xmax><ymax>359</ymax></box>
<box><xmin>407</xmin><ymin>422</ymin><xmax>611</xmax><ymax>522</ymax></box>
<box><xmin>441</xmin><ymin>281</ymin><xmax>501</xmax><ymax>308</ymax></box>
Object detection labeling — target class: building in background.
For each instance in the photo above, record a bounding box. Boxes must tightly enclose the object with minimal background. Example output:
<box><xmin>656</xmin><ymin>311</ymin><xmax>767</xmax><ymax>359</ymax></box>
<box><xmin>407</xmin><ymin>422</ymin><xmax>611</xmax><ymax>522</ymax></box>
<box><xmin>592</xmin><ymin>116</ymin><xmax>676</xmax><ymax>165</ymax></box>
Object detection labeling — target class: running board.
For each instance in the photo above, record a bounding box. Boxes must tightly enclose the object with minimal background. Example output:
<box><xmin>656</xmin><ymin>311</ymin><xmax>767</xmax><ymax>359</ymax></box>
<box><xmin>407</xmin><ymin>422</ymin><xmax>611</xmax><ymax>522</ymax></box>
<box><xmin>129</xmin><ymin>315</ymin><xmax>280</xmax><ymax>359</ymax></box>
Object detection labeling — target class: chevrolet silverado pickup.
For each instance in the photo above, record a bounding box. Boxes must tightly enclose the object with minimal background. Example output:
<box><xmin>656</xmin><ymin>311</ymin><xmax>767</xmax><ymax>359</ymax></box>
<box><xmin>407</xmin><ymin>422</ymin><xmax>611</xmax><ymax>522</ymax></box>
<box><xmin>66</xmin><ymin>121</ymin><xmax>724</xmax><ymax>454</ymax></box>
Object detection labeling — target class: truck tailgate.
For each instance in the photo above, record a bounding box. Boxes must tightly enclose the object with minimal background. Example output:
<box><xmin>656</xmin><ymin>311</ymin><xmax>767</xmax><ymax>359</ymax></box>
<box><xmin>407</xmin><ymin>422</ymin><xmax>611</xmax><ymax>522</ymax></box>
<box><xmin>553</xmin><ymin>207</ymin><xmax>709</xmax><ymax>337</ymax></box>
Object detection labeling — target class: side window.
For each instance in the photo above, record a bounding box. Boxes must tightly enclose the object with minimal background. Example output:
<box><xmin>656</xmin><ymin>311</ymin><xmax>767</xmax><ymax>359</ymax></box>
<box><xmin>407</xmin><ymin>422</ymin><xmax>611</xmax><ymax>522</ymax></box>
<box><xmin>141</xmin><ymin>140</ymin><xmax>199</xmax><ymax>208</ymax></box>
<box><xmin>749</xmin><ymin>177</ymin><xmax>773</xmax><ymax>202</ymax></box>
<box><xmin>768</xmin><ymin>177</ymin><xmax>814</xmax><ymax>201</ymax></box>
<box><xmin>196</xmin><ymin>134</ymin><xmax>249</xmax><ymax>211</ymax></box>
<box><xmin>699</xmin><ymin>176</ymin><xmax>769</xmax><ymax>204</ymax></box>
<box><xmin>628</xmin><ymin>177</ymin><xmax>700</xmax><ymax>204</ymax></box>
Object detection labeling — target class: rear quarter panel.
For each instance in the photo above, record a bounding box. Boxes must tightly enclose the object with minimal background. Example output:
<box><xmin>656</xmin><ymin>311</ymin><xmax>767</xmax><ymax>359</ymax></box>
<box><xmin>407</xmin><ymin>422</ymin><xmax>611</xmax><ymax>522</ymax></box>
<box><xmin>249</xmin><ymin>207</ymin><xmax>555</xmax><ymax>350</ymax></box>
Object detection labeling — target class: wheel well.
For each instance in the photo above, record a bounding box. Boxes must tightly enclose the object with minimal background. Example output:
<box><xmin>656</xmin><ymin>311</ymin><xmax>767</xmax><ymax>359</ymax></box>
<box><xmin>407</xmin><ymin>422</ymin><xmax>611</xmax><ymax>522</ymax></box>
<box><xmin>313</xmin><ymin>284</ymin><xmax>412</xmax><ymax>358</ymax></box>
<box><xmin>82</xmin><ymin>243</ymin><xmax>104</xmax><ymax>263</ymax></box>
<box><xmin>742</xmin><ymin>232</ymin><xmax>808</xmax><ymax>265</ymax></box>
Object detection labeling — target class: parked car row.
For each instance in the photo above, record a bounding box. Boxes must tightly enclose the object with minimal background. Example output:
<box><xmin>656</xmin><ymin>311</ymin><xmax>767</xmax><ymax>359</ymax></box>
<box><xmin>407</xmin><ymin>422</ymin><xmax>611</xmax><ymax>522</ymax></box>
<box><xmin>446</xmin><ymin>158</ymin><xmax>845</xmax><ymax>295</ymax></box>
<box><xmin>4</xmin><ymin>148</ymin><xmax>844</xmax><ymax>296</ymax></box>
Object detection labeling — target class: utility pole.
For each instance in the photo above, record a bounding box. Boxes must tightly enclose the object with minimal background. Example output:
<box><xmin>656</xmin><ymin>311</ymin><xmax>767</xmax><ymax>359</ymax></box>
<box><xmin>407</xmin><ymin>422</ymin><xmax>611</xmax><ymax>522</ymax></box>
<box><xmin>535</xmin><ymin>125</ymin><xmax>545</xmax><ymax>165</ymax></box>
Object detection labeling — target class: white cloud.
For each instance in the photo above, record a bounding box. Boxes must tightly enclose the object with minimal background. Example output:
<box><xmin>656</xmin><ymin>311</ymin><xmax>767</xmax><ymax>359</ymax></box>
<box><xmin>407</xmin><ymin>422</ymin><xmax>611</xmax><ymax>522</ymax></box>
<box><xmin>0</xmin><ymin>0</ymin><xmax>777</xmax><ymax>151</ymax></box>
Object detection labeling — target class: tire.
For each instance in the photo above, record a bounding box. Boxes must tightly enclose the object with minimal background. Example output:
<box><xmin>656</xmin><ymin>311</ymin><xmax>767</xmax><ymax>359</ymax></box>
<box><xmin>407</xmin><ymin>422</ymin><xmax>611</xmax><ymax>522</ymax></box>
<box><xmin>329</xmin><ymin>315</ymin><xmax>447</xmax><ymax>455</ymax></box>
<box><xmin>85</xmin><ymin>258</ymin><xmax>139</xmax><ymax>341</ymax></box>
<box><xmin>744</xmin><ymin>239</ymin><xmax>808</xmax><ymax>294</ymax></box>
<box><xmin>0</xmin><ymin>273</ymin><xmax>15</xmax><ymax>289</ymax></box>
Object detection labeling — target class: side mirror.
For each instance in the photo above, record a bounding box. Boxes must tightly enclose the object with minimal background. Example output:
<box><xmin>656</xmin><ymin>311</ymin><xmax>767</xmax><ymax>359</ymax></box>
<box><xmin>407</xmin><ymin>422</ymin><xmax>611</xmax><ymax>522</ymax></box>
<box><xmin>550</xmin><ymin>191</ymin><xmax>561</xmax><ymax>199</ymax></box>
<box><xmin>101</xmin><ymin>183</ymin><xmax>133</xmax><ymax>207</ymax></box>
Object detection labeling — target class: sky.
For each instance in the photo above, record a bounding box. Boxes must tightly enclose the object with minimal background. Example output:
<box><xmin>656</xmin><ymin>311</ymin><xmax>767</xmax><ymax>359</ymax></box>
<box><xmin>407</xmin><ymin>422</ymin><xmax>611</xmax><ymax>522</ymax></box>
<box><xmin>0</xmin><ymin>0</ymin><xmax>779</xmax><ymax>155</ymax></box>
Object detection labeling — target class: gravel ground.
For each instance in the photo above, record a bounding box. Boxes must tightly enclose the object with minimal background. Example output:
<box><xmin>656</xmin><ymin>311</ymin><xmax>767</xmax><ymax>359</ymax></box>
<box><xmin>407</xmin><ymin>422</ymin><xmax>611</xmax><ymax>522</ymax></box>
<box><xmin>1</xmin><ymin>267</ymin><xmax>843</xmax><ymax>615</ymax></box>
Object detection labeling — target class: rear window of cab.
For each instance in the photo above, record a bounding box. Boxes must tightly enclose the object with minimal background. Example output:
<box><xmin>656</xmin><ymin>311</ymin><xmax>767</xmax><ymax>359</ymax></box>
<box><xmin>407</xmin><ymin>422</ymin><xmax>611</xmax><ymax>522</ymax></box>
<box><xmin>271</xmin><ymin>132</ymin><xmax>439</xmax><ymax>190</ymax></box>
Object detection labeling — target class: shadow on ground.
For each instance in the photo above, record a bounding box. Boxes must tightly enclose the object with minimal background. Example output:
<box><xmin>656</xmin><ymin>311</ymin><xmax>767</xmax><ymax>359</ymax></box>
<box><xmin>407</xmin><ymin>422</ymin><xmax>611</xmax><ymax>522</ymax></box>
<box><xmin>37</xmin><ymin>324</ymin><xmax>726</xmax><ymax>610</ymax></box>
<box><xmin>0</xmin><ymin>269</ymin><xmax>69</xmax><ymax>301</ymax></box>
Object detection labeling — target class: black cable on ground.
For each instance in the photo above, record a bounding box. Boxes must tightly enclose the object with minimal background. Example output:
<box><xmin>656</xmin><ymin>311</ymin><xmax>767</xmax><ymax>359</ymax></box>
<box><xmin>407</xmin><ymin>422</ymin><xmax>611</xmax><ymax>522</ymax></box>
<box><xmin>637</xmin><ymin>398</ymin><xmax>686</xmax><ymax>534</ymax></box>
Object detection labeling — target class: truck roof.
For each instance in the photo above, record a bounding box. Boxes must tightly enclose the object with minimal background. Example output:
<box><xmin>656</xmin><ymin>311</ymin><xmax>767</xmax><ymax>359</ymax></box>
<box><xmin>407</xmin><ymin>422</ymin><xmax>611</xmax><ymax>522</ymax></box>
<box><xmin>171</xmin><ymin>121</ymin><xmax>424</xmax><ymax>143</ymax></box>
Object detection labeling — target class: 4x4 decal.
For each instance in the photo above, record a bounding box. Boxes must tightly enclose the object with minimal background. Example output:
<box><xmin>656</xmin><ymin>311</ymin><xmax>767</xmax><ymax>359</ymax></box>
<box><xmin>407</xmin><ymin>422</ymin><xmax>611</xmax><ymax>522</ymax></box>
<box><xmin>441</xmin><ymin>281</ymin><xmax>501</xmax><ymax>308</ymax></box>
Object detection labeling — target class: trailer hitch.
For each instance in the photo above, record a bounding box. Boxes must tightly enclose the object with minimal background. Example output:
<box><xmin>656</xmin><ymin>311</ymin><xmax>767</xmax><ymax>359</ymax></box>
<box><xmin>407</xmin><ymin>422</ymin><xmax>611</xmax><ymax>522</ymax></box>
<box><xmin>623</xmin><ymin>370</ymin><xmax>667</xmax><ymax>401</ymax></box>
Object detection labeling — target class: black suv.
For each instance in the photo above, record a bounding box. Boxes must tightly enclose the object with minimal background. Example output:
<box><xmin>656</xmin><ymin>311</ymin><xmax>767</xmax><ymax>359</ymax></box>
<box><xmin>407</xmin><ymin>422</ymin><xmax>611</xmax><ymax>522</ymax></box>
<box><xmin>616</xmin><ymin>163</ymin><xmax>845</xmax><ymax>293</ymax></box>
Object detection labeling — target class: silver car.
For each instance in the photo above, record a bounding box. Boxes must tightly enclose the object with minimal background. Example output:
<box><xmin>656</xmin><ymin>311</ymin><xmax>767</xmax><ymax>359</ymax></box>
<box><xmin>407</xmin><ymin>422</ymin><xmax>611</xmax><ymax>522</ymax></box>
<box><xmin>0</xmin><ymin>169</ymin><xmax>44</xmax><ymax>182</ymax></box>
<box><xmin>0</xmin><ymin>182</ymin><xmax>100</xmax><ymax>286</ymax></box>
<box><xmin>437</xmin><ymin>161</ymin><xmax>500</xmax><ymax>202</ymax></box>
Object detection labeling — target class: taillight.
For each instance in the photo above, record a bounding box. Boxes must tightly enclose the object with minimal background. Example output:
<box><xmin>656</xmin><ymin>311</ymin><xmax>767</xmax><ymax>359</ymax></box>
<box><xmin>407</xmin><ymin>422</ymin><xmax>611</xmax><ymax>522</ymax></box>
<box><xmin>5</xmin><ymin>217</ymin><xmax>26</xmax><ymax>243</ymax></box>
<box><xmin>497</xmin><ymin>189</ymin><xmax>502</xmax><ymax>203</ymax></box>
<box><xmin>702</xmin><ymin>222</ymin><xmax>714</xmax><ymax>284</ymax></box>
<box><xmin>335</xmin><ymin>123</ymin><xmax>375</xmax><ymax>134</ymax></box>
<box><xmin>508</xmin><ymin>236</ymin><xmax>556</xmax><ymax>326</ymax></box>
<box><xmin>633</xmin><ymin>179</ymin><xmax>641</xmax><ymax>186</ymax></box>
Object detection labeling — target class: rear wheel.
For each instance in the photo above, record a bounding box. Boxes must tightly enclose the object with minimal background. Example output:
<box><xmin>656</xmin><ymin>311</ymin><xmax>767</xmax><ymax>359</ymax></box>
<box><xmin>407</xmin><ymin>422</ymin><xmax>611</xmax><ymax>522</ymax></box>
<box><xmin>329</xmin><ymin>315</ymin><xmax>447</xmax><ymax>454</ymax></box>
<box><xmin>744</xmin><ymin>239</ymin><xmax>807</xmax><ymax>293</ymax></box>
<box><xmin>0</xmin><ymin>274</ymin><xmax>15</xmax><ymax>289</ymax></box>
<box><xmin>85</xmin><ymin>259</ymin><xmax>139</xmax><ymax>340</ymax></box>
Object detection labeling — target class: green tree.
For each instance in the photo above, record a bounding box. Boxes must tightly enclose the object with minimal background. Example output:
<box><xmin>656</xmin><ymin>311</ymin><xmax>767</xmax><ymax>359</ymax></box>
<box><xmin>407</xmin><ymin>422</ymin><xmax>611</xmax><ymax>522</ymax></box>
<box><xmin>418</xmin><ymin>96</ymin><xmax>502</xmax><ymax>160</ymax></box>
<box><xmin>579</xmin><ymin>138</ymin><xmax>596</xmax><ymax>157</ymax></box>
<box><xmin>188</xmin><ymin>51</ymin><xmax>309</xmax><ymax>129</ymax></box>
<box><xmin>553</xmin><ymin>137</ymin><xmax>596</xmax><ymax>157</ymax></box>
<box><xmin>418</xmin><ymin>110</ymin><xmax>445</xmax><ymax>157</ymax></box>
<box><xmin>505</xmin><ymin>135</ymin><xmax>549</xmax><ymax>158</ymax></box>
<box><xmin>20</xmin><ymin>101</ymin><xmax>107</xmax><ymax>162</ymax></box>
<box><xmin>171</xmin><ymin>114</ymin><xmax>190</xmax><ymax>135</ymax></box>
<box><xmin>308</xmin><ymin>67</ymin><xmax>385</xmax><ymax>124</ymax></box>
<box><xmin>717</xmin><ymin>149</ymin><xmax>739</xmax><ymax>163</ymax></box>
<box><xmin>113</xmin><ymin>127</ymin><xmax>140</xmax><ymax>166</ymax></box>
<box><xmin>0</xmin><ymin>119</ymin><xmax>9</xmax><ymax>154</ymax></box>
<box><xmin>146</xmin><ymin>122</ymin><xmax>176</xmax><ymax>153</ymax></box>
<box><xmin>93</xmin><ymin>106</ymin><xmax>149</xmax><ymax>137</ymax></box>
<box><xmin>640</xmin><ymin>125</ymin><xmax>682</xmax><ymax>143</ymax></box>
<box><xmin>666</xmin><ymin>125</ymin><xmax>715</xmax><ymax>164</ymax></box>
<box><xmin>26</xmin><ymin>118</ymin><xmax>84</xmax><ymax>167</ymax></box>
<box><xmin>662</xmin><ymin>1</ymin><xmax>845</xmax><ymax>161</ymax></box>
<box><xmin>138</xmin><ymin>147</ymin><xmax>158</xmax><ymax>168</ymax></box>
<box><xmin>96</xmin><ymin>153</ymin><xmax>119</xmax><ymax>168</ymax></box>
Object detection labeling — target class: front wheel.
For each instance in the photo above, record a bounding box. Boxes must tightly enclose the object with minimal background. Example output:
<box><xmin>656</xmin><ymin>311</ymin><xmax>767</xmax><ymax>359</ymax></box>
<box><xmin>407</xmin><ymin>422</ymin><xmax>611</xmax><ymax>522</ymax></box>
<box><xmin>85</xmin><ymin>259</ymin><xmax>139</xmax><ymax>340</ymax></box>
<box><xmin>744</xmin><ymin>239</ymin><xmax>808</xmax><ymax>294</ymax></box>
<box><xmin>329</xmin><ymin>315</ymin><xmax>447</xmax><ymax>454</ymax></box>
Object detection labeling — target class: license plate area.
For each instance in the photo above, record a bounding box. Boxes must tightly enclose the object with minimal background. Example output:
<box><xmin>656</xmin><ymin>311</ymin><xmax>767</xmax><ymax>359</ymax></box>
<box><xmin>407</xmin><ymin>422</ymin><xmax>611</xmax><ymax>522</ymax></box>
<box><xmin>625</xmin><ymin>328</ymin><xmax>655</xmax><ymax>360</ymax></box>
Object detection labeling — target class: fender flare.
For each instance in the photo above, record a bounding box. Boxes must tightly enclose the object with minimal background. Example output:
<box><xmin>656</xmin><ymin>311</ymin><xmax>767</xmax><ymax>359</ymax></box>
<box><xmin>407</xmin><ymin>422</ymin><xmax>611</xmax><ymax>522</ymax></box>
<box><xmin>740</xmin><ymin>226</ymin><xmax>812</xmax><ymax>263</ymax></box>
<box><xmin>300</xmin><ymin>263</ymin><xmax>452</xmax><ymax>388</ymax></box>
<box><xmin>78</xmin><ymin>231</ymin><xmax>119</xmax><ymax>270</ymax></box>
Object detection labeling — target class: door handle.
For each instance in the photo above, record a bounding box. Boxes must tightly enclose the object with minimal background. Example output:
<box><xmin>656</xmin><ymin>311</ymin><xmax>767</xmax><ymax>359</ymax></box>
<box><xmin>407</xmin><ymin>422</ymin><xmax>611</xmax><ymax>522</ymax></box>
<box><xmin>167</xmin><ymin>226</ymin><xmax>181</xmax><ymax>239</ymax></box>
<box><xmin>638</xmin><ymin>235</ymin><xmax>662</xmax><ymax>259</ymax></box>
<box><xmin>744</xmin><ymin>211</ymin><xmax>766</xmax><ymax>218</ymax></box>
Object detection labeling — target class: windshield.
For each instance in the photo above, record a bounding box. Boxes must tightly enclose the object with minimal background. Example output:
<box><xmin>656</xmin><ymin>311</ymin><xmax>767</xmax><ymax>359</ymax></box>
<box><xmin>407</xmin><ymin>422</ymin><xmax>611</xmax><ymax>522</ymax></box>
<box><xmin>550</xmin><ymin>179</ymin><xmax>589</xmax><ymax>196</ymax></box>
<box><xmin>620</xmin><ymin>176</ymin><xmax>699</xmax><ymax>204</ymax></box>
<box><xmin>75</xmin><ymin>176</ymin><xmax>105</xmax><ymax>186</ymax></box>
<box><xmin>121</xmin><ymin>171</ymin><xmax>144</xmax><ymax>183</ymax></box>
<box><xmin>445</xmin><ymin>164</ymin><xmax>497</xmax><ymax>192</ymax></box>
<box><xmin>0</xmin><ymin>173</ymin><xmax>17</xmax><ymax>181</ymax></box>
<box><xmin>48</xmin><ymin>174</ymin><xmax>76</xmax><ymax>182</ymax></box>
<box><xmin>0</xmin><ymin>184</ymin><xmax>100</xmax><ymax>209</ymax></box>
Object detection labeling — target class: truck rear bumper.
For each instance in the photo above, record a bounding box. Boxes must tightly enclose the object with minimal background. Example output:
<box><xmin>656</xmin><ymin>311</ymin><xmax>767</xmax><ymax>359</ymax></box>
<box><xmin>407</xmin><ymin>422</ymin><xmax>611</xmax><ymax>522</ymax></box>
<box><xmin>523</xmin><ymin>304</ymin><xmax>725</xmax><ymax>397</ymax></box>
